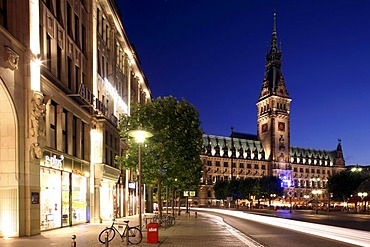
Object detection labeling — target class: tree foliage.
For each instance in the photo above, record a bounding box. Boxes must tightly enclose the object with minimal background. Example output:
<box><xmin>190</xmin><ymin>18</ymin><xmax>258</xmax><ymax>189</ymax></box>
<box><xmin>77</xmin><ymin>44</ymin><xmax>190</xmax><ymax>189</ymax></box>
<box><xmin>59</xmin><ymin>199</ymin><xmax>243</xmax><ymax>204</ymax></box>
<box><xmin>258</xmin><ymin>176</ymin><xmax>284</xmax><ymax>198</ymax></box>
<box><xmin>213</xmin><ymin>176</ymin><xmax>283</xmax><ymax>201</ymax></box>
<box><xmin>116</xmin><ymin>96</ymin><xmax>203</xmax><ymax>213</ymax></box>
<box><xmin>327</xmin><ymin>170</ymin><xmax>370</xmax><ymax>201</ymax></box>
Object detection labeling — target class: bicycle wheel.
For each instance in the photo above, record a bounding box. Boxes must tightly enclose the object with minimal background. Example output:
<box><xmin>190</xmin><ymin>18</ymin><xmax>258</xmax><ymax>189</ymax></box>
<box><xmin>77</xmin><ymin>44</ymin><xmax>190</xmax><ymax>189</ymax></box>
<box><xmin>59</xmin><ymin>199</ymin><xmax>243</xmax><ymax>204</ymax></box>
<box><xmin>98</xmin><ymin>228</ymin><xmax>116</xmax><ymax>243</ymax></box>
<box><xmin>127</xmin><ymin>227</ymin><xmax>142</xmax><ymax>244</ymax></box>
<box><xmin>169</xmin><ymin>216</ymin><xmax>175</xmax><ymax>226</ymax></box>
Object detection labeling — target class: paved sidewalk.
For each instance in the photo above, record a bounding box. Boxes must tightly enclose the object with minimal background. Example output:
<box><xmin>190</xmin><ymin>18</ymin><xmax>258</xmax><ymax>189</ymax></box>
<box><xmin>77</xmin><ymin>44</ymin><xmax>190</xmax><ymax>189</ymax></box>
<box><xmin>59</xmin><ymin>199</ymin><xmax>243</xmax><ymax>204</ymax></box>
<box><xmin>1</xmin><ymin>212</ymin><xmax>258</xmax><ymax>247</ymax></box>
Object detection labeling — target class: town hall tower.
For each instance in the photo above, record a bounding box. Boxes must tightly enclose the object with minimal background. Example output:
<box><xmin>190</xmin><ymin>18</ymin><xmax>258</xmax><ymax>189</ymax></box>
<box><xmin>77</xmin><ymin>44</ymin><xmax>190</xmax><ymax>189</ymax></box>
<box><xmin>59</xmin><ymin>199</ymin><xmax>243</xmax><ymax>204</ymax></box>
<box><xmin>256</xmin><ymin>11</ymin><xmax>292</xmax><ymax>186</ymax></box>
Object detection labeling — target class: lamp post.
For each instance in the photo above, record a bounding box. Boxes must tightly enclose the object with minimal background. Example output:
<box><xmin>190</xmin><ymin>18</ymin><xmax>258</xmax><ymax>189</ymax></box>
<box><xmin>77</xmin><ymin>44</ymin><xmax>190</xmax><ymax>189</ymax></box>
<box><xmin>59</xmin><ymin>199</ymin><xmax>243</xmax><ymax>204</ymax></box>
<box><xmin>303</xmin><ymin>195</ymin><xmax>309</xmax><ymax>209</ymax></box>
<box><xmin>312</xmin><ymin>189</ymin><xmax>322</xmax><ymax>215</ymax></box>
<box><xmin>357</xmin><ymin>192</ymin><xmax>368</xmax><ymax>213</ymax></box>
<box><xmin>270</xmin><ymin>194</ymin><xmax>276</xmax><ymax>210</ymax></box>
<box><xmin>351</xmin><ymin>164</ymin><xmax>362</xmax><ymax>172</ymax></box>
<box><xmin>128</xmin><ymin>129</ymin><xmax>153</xmax><ymax>231</ymax></box>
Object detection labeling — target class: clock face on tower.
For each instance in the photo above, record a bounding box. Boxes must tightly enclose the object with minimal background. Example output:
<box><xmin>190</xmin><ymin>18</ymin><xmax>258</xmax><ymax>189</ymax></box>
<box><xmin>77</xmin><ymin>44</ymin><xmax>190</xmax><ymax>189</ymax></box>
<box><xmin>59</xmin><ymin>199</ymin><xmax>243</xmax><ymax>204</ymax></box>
<box><xmin>278</xmin><ymin>122</ymin><xmax>285</xmax><ymax>131</ymax></box>
<box><xmin>262</xmin><ymin>123</ymin><xmax>268</xmax><ymax>133</ymax></box>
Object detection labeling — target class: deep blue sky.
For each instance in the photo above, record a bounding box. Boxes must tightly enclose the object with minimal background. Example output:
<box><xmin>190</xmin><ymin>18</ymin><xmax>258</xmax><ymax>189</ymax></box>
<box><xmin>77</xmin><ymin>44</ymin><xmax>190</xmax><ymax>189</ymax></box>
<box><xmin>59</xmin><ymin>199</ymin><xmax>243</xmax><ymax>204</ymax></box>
<box><xmin>118</xmin><ymin>1</ymin><xmax>370</xmax><ymax>166</ymax></box>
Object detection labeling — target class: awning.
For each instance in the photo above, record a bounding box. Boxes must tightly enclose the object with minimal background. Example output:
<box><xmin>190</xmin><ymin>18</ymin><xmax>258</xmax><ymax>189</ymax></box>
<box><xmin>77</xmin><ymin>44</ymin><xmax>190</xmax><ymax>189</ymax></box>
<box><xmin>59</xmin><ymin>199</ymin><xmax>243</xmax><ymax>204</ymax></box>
<box><xmin>347</xmin><ymin>196</ymin><xmax>361</xmax><ymax>203</ymax></box>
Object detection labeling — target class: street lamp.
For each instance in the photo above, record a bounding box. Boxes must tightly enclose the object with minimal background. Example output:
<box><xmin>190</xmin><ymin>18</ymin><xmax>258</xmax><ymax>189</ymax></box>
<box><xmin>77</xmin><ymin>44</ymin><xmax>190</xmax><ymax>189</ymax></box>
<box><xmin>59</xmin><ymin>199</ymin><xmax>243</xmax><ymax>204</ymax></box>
<box><xmin>351</xmin><ymin>164</ymin><xmax>362</xmax><ymax>172</ymax></box>
<box><xmin>303</xmin><ymin>195</ymin><xmax>309</xmax><ymax>208</ymax></box>
<box><xmin>357</xmin><ymin>192</ymin><xmax>368</xmax><ymax>213</ymax></box>
<box><xmin>312</xmin><ymin>189</ymin><xmax>322</xmax><ymax>215</ymax></box>
<box><xmin>270</xmin><ymin>194</ymin><xmax>276</xmax><ymax>210</ymax></box>
<box><xmin>128</xmin><ymin>129</ymin><xmax>153</xmax><ymax>231</ymax></box>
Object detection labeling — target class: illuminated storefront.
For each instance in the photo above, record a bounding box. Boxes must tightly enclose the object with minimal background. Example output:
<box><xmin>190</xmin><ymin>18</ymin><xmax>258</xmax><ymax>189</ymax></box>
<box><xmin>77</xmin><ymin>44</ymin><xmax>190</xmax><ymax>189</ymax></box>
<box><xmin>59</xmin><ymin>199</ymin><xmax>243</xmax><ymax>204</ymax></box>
<box><xmin>93</xmin><ymin>163</ymin><xmax>120</xmax><ymax>222</ymax></box>
<box><xmin>40</xmin><ymin>151</ymin><xmax>89</xmax><ymax>230</ymax></box>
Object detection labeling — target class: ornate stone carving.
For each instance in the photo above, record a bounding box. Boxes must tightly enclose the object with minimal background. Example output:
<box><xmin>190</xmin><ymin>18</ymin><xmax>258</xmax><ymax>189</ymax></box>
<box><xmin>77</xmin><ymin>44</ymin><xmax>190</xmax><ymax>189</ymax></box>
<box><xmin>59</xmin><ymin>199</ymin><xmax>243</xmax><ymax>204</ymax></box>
<box><xmin>4</xmin><ymin>46</ymin><xmax>19</xmax><ymax>70</ymax></box>
<box><xmin>29</xmin><ymin>92</ymin><xmax>46</xmax><ymax>139</ymax></box>
<box><xmin>30</xmin><ymin>142</ymin><xmax>42</xmax><ymax>160</ymax></box>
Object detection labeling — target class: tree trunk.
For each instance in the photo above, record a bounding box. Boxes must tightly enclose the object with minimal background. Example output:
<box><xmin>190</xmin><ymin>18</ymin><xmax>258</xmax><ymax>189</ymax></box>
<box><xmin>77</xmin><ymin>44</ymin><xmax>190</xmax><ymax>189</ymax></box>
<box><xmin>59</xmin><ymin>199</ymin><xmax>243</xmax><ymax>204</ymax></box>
<box><xmin>171</xmin><ymin>187</ymin><xmax>175</xmax><ymax>217</ymax></box>
<box><xmin>178</xmin><ymin>191</ymin><xmax>181</xmax><ymax>216</ymax></box>
<box><xmin>157</xmin><ymin>177</ymin><xmax>163</xmax><ymax>220</ymax></box>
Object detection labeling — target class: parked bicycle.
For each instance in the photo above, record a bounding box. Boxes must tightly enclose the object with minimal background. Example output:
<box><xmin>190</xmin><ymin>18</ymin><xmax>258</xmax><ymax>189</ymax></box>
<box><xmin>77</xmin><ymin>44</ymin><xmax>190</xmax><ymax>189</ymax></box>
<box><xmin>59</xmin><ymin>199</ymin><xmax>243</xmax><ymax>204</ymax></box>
<box><xmin>153</xmin><ymin>213</ymin><xmax>175</xmax><ymax>227</ymax></box>
<box><xmin>98</xmin><ymin>219</ymin><xmax>142</xmax><ymax>245</ymax></box>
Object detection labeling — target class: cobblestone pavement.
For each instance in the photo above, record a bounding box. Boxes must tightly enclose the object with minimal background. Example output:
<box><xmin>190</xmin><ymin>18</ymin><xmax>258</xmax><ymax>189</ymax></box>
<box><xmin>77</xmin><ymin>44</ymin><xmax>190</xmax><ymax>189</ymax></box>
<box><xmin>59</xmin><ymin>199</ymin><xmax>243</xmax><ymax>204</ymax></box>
<box><xmin>1</xmin><ymin>212</ymin><xmax>260</xmax><ymax>247</ymax></box>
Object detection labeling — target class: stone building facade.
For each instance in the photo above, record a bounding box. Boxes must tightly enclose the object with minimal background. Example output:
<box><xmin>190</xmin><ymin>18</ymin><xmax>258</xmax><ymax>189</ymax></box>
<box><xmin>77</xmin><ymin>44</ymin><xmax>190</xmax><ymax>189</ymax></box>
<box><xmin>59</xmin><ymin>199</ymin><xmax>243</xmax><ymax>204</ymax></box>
<box><xmin>198</xmin><ymin>12</ymin><xmax>345</xmax><ymax>206</ymax></box>
<box><xmin>0</xmin><ymin>0</ymin><xmax>150</xmax><ymax>237</ymax></box>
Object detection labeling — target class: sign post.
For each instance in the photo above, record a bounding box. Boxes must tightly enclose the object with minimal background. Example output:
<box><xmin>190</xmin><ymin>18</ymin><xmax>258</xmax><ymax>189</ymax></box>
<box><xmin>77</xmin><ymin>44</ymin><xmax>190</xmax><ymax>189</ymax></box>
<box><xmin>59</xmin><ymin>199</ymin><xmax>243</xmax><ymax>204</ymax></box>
<box><xmin>183</xmin><ymin>191</ymin><xmax>195</xmax><ymax>213</ymax></box>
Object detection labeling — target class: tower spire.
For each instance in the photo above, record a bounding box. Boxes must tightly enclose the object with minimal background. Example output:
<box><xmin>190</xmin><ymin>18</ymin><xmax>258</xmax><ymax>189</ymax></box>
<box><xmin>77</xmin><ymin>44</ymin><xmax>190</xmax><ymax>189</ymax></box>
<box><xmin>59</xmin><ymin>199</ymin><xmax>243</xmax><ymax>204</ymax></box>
<box><xmin>258</xmin><ymin>6</ymin><xmax>289</xmax><ymax>100</ymax></box>
<box><xmin>271</xmin><ymin>8</ymin><xmax>277</xmax><ymax>51</ymax></box>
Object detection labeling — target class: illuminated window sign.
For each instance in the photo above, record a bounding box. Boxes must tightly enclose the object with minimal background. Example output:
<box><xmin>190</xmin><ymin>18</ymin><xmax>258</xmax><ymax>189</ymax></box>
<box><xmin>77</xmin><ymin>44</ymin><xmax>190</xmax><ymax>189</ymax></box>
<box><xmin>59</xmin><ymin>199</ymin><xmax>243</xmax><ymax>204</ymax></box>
<box><xmin>43</xmin><ymin>154</ymin><xmax>64</xmax><ymax>170</ymax></box>
<box><xmin>128</xmin><ymin>181</ymin><xmax>136</xmax><ymax>190</ymax></box>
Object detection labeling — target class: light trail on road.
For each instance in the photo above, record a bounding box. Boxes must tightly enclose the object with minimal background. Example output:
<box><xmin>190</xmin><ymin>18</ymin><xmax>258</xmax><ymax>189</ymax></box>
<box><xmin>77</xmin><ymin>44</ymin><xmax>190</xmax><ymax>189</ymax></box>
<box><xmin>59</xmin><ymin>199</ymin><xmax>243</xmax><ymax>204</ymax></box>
<box><xmin>206</xmin><ymin>213</ymin><xmax>264</xmax><ymax>247</ymax></box>
<box><xmin>194</xmin><ymin>208</ymin><xmax>370</xmax><ymax>247</ymax></box>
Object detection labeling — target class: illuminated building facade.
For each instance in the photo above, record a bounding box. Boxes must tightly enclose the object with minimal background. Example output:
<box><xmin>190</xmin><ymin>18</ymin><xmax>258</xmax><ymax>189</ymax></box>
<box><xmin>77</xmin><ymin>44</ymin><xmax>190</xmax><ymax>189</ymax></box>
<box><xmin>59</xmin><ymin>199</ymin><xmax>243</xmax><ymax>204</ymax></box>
<box><xmin>0</xmin><ymin>0</ymin><xmax>150</xmax><ymax>237</ymax></box>
<box><xmin>198</xmin><ymin>11</ymin><xmax>345</xmax><ymax>206</ymax></box>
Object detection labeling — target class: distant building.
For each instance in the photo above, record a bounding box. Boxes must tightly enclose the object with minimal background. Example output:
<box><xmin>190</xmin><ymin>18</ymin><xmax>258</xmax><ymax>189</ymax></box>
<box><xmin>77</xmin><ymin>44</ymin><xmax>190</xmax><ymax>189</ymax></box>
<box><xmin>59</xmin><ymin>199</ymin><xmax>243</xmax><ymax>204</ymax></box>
<box><xmin>198</xmin><ymin>11</ymin><xmax>345</xmax><ymax>206</ymax></box>
<box><xmin>0</xmin><ymin>0</ymin><xmax>150</xmax><ymax>237</ymax></box>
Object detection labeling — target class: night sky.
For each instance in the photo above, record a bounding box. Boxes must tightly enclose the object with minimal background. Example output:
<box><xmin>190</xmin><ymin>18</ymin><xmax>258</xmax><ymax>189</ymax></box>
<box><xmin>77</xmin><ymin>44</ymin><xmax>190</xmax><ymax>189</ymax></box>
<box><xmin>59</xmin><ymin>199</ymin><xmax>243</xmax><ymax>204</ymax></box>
<box><xmin>117</xmin><ymin>1</ymin><xmax>370</xmax><ymax>166</ymax></box>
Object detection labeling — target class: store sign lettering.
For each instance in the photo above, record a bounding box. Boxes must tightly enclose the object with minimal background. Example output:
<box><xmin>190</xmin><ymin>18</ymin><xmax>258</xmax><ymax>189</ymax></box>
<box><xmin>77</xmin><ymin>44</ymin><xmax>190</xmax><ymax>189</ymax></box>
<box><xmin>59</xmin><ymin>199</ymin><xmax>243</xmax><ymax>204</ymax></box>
<box><xmin>72</xmin><ymin>169</ymin><xmax>84</xmax><ymax>176</ymax></box>
<box><xmin>44</xmin><ymin>154</ymin><xmax>64</xmax><ymax>169</ymax></box>
<box><xmin>78</xmin><ymin>83</ymin><xmax>118</xmax><ymax>127</ymax></box>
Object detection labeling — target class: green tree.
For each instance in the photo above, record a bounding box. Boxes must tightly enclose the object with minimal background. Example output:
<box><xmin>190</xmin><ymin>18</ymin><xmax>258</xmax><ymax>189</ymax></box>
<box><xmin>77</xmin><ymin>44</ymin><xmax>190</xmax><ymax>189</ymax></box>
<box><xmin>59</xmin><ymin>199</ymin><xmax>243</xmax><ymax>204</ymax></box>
<box><xmin>117</xmin><ymin>96</ymin><xmax>203</xmax><ymax>217</ymax></box>
<box><xmin>258</xmin><ymin>176</ymin><xmax>284</xmax><ymax>207</ymax></box>
<box><xmin>213</xmin><ymin>180</ymin><xmax>229</xmax><ymax>200</ymax></box>
<box><xmin>259</xmin><ymin>176</ymin><xmax>284</xmax><ymax>197</ymax></box>
<box><xmin>327</xmin><ymin>170</ymin><xmax>370</xmax><ymax>202</ymax></box>
<box><xmin>239</xmin><ymin>177</ymin><xmax>259</xmax><ymax>200</ymax></box>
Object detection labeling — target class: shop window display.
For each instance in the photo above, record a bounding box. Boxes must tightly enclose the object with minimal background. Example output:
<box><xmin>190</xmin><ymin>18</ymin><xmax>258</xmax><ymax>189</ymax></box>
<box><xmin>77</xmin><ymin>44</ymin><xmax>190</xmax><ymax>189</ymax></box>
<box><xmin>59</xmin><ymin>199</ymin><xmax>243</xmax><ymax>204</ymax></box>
<box><xmin>71</xmin><ymin>174</ymin><xmax>87</xmax><ymax>223</ymax></box>
<box><xmin>62</xmin><ymin>172</ymin><xmax>70</xmax><ymax>226</ymax></box>
<box><xmin>40</xmin><ymin>168</ymin><xmax>62</xmax><ymax>230</ymax></box>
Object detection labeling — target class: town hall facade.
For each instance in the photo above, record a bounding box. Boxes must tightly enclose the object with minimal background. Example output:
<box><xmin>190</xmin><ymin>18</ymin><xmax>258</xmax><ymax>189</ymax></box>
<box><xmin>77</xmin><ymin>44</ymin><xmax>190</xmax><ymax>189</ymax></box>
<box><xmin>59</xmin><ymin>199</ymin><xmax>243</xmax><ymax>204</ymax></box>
<box><xmin>198</xmin><ymin>12</ymin><xmax>345</xmax><ymax>206</ymax></box>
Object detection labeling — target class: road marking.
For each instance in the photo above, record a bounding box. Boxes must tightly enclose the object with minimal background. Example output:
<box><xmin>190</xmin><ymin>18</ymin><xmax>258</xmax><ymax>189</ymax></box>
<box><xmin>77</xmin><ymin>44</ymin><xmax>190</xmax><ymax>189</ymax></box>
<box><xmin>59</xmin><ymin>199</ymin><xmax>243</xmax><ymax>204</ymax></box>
<box><xmin>206</xmin><ymin>213</ymin><xmax>264</xmax><ymax>247</ymax></box>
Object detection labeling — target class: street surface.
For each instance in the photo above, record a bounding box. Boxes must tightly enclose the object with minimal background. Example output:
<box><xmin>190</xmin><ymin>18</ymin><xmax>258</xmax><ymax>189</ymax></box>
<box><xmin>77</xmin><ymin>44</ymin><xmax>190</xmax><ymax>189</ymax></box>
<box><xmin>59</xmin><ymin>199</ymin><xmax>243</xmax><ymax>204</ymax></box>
<box><xmin>195</xmin><ymin>208</ymin><xmax>370</xmax><ymax>247</ymax></box>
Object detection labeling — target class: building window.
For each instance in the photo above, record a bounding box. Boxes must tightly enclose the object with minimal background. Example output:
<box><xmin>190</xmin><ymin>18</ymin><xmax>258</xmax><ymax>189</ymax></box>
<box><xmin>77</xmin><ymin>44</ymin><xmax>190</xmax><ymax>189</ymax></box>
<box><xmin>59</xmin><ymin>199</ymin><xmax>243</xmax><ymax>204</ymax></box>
<box><xmin>57</xmin><ymin>45</ymin><xmax>62</xmax><ymax>80</ymax></box>
<box><xmin>247</xmin><ymin>164</ymin><xmax>251</xmax><ymax>169</ymax></box>
<box><xmin>75</xmin><ymin>14</ymin><xmax>79</xmax><ymax>46</ymax></box>
<box><xmin>97</xmin><ymin>50</ymin><xmax>101</xmax><ymax>75</ymax></box>
<box><xmin>67</xmin><ymin>57</ymin><xmax>72</xmax><ymax>89</ymax></box>
<box><xmin>311</xmin><ymin>169</ymin><xmax>315</xmax><ymax>173</ymax></box>
<box><xmin>46</xmin><ymin>34</ymin><xmax>52</xmax><ymax>70</ymax></box>
<box><xmin>56</xmin><ymin>0</ymin><xmax>61</xmax><ymax>23</ymax></box>
<box><xmin>72</xmin><ymin>116</ymin><xmax>77</xmax><ymax>156</ymax></box>
<box><xmin>207</xmin><ymin>160</ymin><xmax>212</xmax><ymax>166</ymax></box>
<box><xmin>239</xmin><ymin>163</ymin><xmax>244</xmax><ymax>168</ymax></box>
<box><xmin>67</xmin><ymin>2</ymin><xmax>72</xmax><ymax>37</ymax></box>
<box><xmin>262</xmin><ymin>165</ymin><xmax>266</xmax><ymax>170</ymax></box>
<box><xmin>254</xmin><ymin>164</ymin><xmax>259</xmax><ymax>169</ymax></box>
<box><xmin>75</xmin><ymin>65</ymin><xmax>79</xmax><ymax>93</ymax></box>
<box><xmin>49</xmin><ymin>101</ymin><xmax>57</xmax><ymax>149</ymax></box>
<box><xmin>305</xmin><ymin>168</ymin><xmax>309</xmax><ymax>173</ymax></box>
<box><xmin>82</xmin><ymin>24</ymin><xmax>86</xmax><ymax>54</ymax></box>
<box><xmin>102</xmin><ymin>56</ymin><xmax>105</xmax><ymax>77</ymax></box>
<box><xmin>81</xmin><ymin>122</ymin><xmax>85</xmax><ymax>159</ymax></box>
<box><xmin>232</xmin><ymin>162</ymin><xmax>236</xmax><ymax>168</ymax></box>
<box><xmin>299</xmin><ymin>168</ymin><xmax>303</xmax><ymax>172</ymax></box>
<box><xmin>223</xmin><ymin>162</ymin><xmax>228</xmax><ymax>167</ymax></box>
<box><xmin>293</xmin><ymin>167</ymin><xmax>298</xmax><ymax>172</ymax></box>
<box><xmin>215</xmin><ymin>161</ymin><xmax>220</xmax><ymax>167</ymax></box>
<box><xmin>105</xmin><ymin>147</ymin><xmax>109</xmax><ymax>165</ymax></box>
<box><xmin>97</xmin><ymin>8</ymin><xmax>100</xmax><ymax>31</ymax></box>
<box><xmin>0</xmin><ymin>0</ymin><xmax>7</xmax><ymax>29</ymax></box>
<box><xmin>62</xmin><ymin>109</ymin><xmax>68</xmax><ymax>153</ymax></box>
